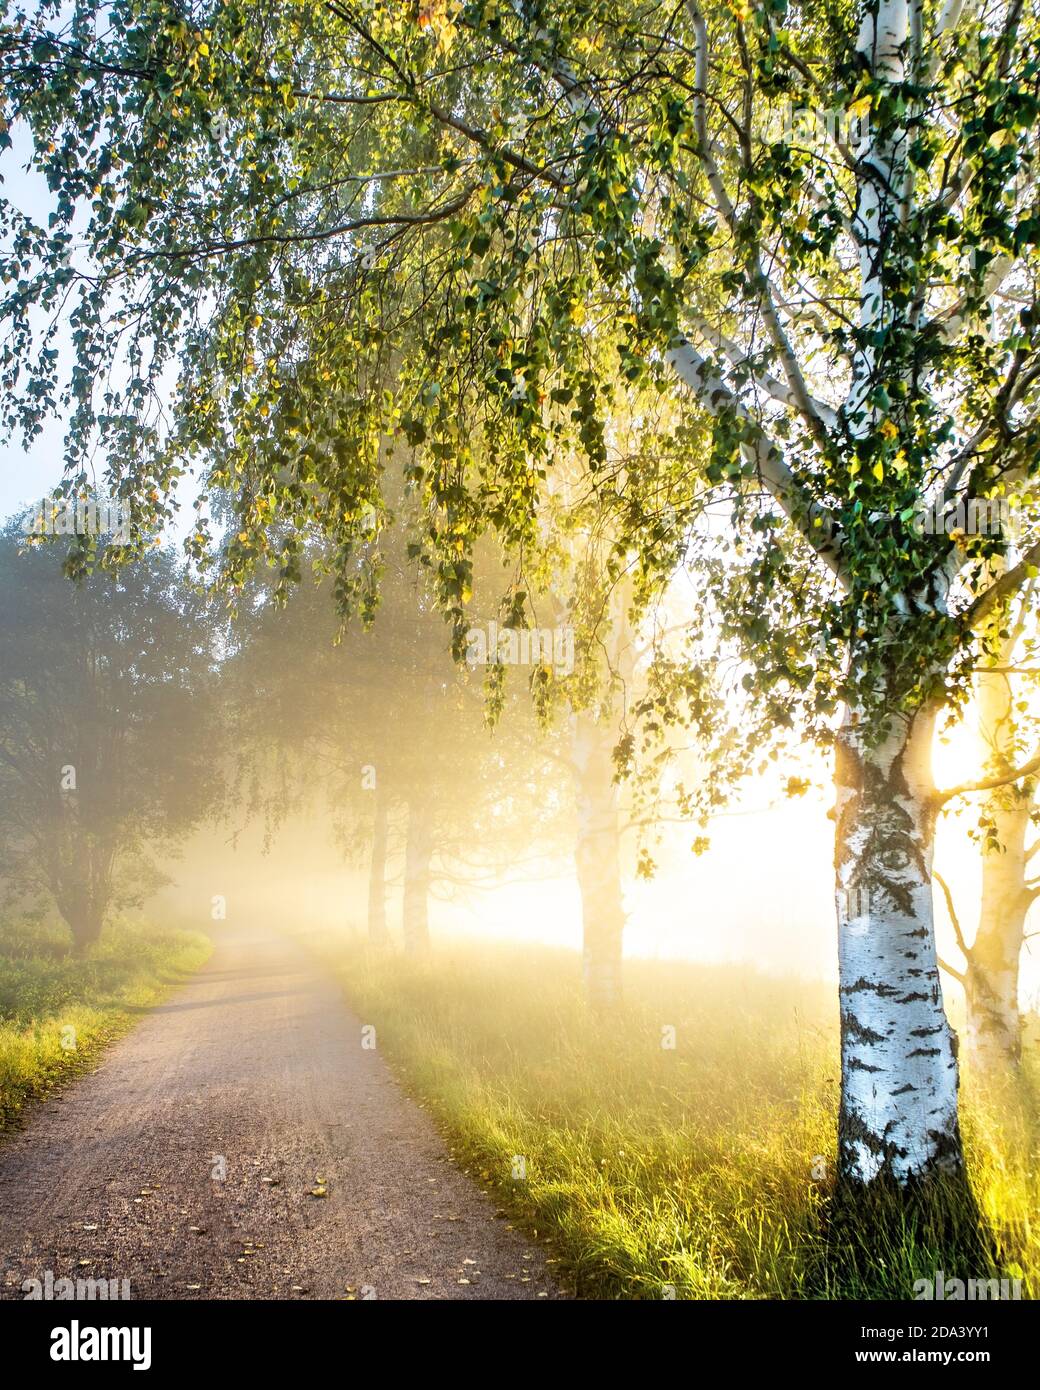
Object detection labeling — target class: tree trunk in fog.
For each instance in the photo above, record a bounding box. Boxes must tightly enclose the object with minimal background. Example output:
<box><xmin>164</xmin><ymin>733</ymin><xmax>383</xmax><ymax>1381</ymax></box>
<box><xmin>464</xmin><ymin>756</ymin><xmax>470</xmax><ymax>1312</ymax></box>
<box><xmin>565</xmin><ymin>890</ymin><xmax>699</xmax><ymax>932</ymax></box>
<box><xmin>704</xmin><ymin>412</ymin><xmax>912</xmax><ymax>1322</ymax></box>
<box><xmin>402</xmin><ymin>797</ymin><xmax>433</xmax><ymax>954</ymax></box>
<box><xmin>66</xmin><ymin>897</ymin><xmax>105</xmax><ymax>956</ymax></box>
<box><xmin>56</xmin><ymin>855</ymin><xmax>109</xmax><ymax>956</ymax></box>
<box><xmin>834</xmin><ymin>701</ymin><xmax>964</xmax><ymax>1185</ymax></box>
<box><xmin>966</xmin><ymin>795</ymin><xmax>1028</xmax><ymax>1073</ymax></box>
<box><xmin>961</xmin><ymin>658</ymin><xmax>1031</xmax><ymax>1074</ymax></box>
<box><xmin>367</xmin><ymin>786</ymin><xmax>389</xmax><ymax>945</ymax></box>
<box><xmin>571</xmin><ymin>710</ymin><xmax>625</xmax><ymax>1012</ymax></box>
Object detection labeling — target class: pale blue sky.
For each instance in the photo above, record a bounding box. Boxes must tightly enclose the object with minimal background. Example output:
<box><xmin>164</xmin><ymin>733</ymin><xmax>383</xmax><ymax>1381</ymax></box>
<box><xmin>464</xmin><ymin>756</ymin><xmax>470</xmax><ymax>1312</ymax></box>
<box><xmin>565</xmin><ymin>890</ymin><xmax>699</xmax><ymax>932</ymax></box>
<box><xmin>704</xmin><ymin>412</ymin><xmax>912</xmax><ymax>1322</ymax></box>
<box><xmin>0</xmin><ymin>138</ymin><xmax>69</xmax><ymax>523</ymax></box>
<box><xmin>0</xmin><ymin>127</ymin><xmax>196</xmax><ymax>541</ymax></box>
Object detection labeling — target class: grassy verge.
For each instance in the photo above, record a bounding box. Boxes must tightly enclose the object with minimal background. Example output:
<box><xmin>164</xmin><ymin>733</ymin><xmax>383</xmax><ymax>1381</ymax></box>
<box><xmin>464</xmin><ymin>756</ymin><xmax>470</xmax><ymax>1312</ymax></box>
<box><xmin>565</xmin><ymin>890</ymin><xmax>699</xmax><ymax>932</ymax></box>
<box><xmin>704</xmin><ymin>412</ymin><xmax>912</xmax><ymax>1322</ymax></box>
<box><xmin>307</xmin><ymin>931</ymin><xmax>1038</xmax><ymax>1300</ymax></box>
<box><xmin>0</xmin><ymin>916</ymin><xmax>211</xmax><ymax>1131</ymax></box>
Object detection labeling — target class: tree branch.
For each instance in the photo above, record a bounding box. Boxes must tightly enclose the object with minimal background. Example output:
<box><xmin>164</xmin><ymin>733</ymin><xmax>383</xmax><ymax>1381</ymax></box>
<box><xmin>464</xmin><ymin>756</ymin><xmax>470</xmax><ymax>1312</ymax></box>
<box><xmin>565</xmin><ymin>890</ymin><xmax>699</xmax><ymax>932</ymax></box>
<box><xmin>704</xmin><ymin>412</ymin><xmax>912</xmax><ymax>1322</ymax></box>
<box><xmin>934</xmin><ymin>869</ymin><xmax>970</xmax><ymax>959</ymax></box>
<box><xmin>666</xmin><ymin>339</ymin><xmax>844</xmax><ymax>576</ymax></box>
<box><xmin>688</xmin><ymin>312</ymin><xmax>840</xmax><ymax>432</ymax></box>
<box><xmin>938</xmin><ymin>954</ymin><xmax>967</xmax><ymax>985</ymax></box>
<box><xmin>963</xmin><ymin>540</ymin><xmax>1040</xmax><ymax>631</ymax></box>
<box><xmin>935</xmin><ymin>750</ymin><xmax>1040</xmax><ymax>804</ymax></box>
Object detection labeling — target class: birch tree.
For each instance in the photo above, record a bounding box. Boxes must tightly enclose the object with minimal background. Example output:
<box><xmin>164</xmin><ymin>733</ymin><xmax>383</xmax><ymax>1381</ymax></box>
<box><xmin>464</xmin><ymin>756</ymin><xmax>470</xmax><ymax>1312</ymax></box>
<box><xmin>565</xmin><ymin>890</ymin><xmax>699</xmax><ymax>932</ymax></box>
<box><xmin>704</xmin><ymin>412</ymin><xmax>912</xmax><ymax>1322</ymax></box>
<box><xmin>937</xmin><ymin>584</ymin><xmax>1040</xmax><ymax>1074</ymax></box>
<box><xmin>3</xmin><ymin>0</ymin><xmax>1039</xmax><ymax>1191</ymax></box>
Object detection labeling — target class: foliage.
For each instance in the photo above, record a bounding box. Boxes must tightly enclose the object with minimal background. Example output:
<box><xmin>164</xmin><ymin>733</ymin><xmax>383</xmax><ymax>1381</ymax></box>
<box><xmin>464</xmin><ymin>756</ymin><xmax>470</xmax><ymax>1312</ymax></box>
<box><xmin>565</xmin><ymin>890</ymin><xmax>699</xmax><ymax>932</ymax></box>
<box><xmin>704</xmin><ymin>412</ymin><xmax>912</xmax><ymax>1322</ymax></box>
<box><xmin>1</xmin><ymin>1</ymin><xmax>1037</xmax><ymax>752</ymax></box>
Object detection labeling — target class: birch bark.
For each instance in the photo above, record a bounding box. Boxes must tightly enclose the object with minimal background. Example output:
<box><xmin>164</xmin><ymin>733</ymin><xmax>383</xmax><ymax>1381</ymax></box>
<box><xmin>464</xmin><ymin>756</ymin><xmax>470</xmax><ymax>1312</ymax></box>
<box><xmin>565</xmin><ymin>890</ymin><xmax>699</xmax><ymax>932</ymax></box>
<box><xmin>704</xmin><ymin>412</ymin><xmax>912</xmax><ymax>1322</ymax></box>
<box><xmin>835</xmin><ymin>698</ymin><xmax>964</xmax><ymax>1182</ymax></box>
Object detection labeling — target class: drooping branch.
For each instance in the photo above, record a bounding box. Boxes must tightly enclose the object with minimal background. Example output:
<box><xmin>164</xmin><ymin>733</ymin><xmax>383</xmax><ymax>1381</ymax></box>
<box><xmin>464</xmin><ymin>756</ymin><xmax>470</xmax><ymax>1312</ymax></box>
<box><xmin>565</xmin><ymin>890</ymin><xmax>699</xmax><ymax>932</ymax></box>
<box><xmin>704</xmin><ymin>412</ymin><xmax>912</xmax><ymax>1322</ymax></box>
<box><xmin>121</xmin><ymin>187</ymin><xmax>476</xmax><ymax>268</ymax></box>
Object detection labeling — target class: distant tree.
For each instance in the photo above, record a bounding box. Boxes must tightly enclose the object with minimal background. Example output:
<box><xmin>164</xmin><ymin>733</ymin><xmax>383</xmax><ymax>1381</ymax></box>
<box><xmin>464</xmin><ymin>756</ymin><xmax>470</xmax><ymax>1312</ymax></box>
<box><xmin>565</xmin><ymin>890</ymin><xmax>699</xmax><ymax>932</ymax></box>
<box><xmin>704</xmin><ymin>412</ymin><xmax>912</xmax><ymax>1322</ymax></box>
<box><xmin>0</xmin><ymin>521</ymin><xmax>220</xmax><ymax>951</ymax></box>
<box><xmin>225</xmin><ymin>531</ymin><xmax>572</xmax><ymax>953</ymax></box>
<box><xmin>513</xmin><ymin>469</ymin><xmax>729</xmax><ymax>1013</ymax></box>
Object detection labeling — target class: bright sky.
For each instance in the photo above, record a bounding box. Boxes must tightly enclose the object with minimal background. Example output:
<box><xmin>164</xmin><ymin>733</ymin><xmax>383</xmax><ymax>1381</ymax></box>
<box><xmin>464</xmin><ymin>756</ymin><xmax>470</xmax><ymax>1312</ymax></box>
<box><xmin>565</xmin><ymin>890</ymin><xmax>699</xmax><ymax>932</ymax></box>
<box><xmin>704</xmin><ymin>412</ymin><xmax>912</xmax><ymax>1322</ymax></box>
<box><xmin>0</xmin><ymin>140</ymin><xmax>70</xmax><ymax>521</ymax></box>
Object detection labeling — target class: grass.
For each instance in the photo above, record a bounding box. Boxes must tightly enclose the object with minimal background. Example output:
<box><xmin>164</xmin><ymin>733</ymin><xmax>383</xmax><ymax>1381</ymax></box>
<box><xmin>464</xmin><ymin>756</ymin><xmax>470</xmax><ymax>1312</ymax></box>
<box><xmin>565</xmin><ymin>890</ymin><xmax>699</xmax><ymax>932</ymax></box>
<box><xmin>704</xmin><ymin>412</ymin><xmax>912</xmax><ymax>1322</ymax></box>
<box><xmin>0</xmin><ymin>915</ymin><xmax>211</xmax><ymax>1131</ymax></box>
<box><xmin>306</xmin><ymin>931</ymin><xmax>1039</xmax><ymax>1301</ymax></box>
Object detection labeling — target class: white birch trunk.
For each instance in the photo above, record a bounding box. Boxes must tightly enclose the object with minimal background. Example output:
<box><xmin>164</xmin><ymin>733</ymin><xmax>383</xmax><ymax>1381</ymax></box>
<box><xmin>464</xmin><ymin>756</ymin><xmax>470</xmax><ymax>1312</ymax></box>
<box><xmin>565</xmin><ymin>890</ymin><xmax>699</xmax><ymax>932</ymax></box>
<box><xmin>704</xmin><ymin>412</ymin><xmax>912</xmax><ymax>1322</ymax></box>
<box><xmin>831</xmin><ymin>0</ymin><xmax>968</xmax><ymax>1185</ymax></box>
<box><xmin>835</xmin><ymin>700</ymin><xmax>964</xmax><ymax>1183</ymax></box>
<box><xmin>848</xmin><ymin>0</ymin><xmax>910</xmax><ymax>427</ymax></box>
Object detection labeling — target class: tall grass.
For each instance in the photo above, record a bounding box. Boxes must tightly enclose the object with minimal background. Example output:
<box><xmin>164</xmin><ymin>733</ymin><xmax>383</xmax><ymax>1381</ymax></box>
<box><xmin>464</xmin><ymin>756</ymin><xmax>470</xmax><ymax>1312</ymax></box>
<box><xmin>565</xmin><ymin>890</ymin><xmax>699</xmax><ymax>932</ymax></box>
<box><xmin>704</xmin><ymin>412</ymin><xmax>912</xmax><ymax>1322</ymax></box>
<box><xmin>0</xmin><ymin>916</ymin><xmax>211</xmax><ymax>1130</ymax></box>
<box><xmin>309</xmin><ymin>933</ymin><xmax>1038</xmax><ymax>1301</ymax></box>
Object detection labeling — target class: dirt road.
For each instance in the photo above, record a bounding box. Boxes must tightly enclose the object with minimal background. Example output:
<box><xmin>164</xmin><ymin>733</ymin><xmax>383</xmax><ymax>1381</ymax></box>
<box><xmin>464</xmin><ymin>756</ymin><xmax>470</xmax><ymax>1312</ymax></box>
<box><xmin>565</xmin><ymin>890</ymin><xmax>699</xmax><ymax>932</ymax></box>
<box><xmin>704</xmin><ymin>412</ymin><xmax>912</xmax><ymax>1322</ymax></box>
<box><xmin>0</xmin><ymin>925</ymin><xmax>558</xmax><ymax>1301</ymax></box>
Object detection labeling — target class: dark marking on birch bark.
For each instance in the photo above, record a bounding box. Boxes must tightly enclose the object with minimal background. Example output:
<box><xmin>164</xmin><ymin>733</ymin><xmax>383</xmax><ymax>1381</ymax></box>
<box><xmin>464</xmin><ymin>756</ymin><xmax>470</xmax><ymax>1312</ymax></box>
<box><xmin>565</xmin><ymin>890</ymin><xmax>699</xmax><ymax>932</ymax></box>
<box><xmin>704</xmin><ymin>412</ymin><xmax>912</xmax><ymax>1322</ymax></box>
<box><xmin>835</xmin><ymin>735</ymin><xmax>928</xmax><ymax>913</ymax></box>
<box><xmin>844</xmin><ymin>977</ymin><xmax>898</xmax><ymax>997</ymax></box>
<box><xmin>841</xmin><ymin>1011</ymin><xmax>886</xmax><ymax>1045</ymax></box>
